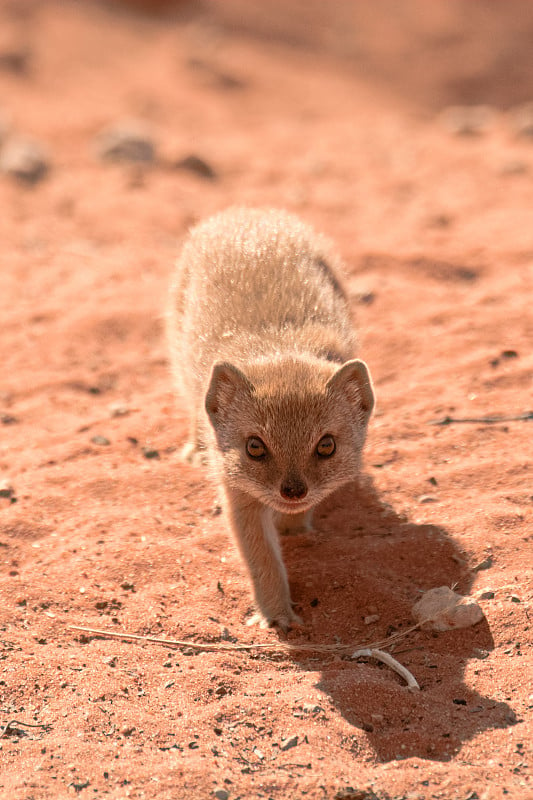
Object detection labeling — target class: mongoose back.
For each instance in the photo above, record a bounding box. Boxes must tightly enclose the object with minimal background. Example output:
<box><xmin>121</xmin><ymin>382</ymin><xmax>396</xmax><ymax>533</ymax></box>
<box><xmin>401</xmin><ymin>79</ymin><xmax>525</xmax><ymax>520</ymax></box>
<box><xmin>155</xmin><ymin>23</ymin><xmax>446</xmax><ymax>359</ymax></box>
<box><xmin>167</xmin><ymin>207</ymin><xmax>375</xmax><ymax>630</ymax></box>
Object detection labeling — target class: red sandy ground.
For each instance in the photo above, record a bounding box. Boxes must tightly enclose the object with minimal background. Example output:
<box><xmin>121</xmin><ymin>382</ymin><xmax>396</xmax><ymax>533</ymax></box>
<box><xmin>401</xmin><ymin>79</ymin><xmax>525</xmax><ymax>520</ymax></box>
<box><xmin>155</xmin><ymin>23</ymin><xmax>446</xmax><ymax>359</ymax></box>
<box><xmin>0</xmin><ymin>2</ymin><xmax>531</xmax><ymax>798</ymax></box>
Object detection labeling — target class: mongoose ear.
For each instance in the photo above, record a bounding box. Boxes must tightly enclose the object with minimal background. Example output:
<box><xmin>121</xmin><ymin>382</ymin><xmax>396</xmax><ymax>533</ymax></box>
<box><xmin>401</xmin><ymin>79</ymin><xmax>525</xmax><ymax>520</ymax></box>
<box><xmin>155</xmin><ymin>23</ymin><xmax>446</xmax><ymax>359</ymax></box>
<box><xmin>205</xmin><ymin>362</ymin><xmax>254</xmax><ymax>425</ymax></box>
<box><xmin>326</xmin><ymin>359</ymin><xmax>375</xmax><ymax>422</ymax></box>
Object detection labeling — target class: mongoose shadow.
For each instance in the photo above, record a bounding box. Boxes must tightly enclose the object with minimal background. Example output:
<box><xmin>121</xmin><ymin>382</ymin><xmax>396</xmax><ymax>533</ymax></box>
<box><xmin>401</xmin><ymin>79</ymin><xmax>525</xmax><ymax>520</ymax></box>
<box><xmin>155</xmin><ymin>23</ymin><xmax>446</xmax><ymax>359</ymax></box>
<box><xmin>280</xmin><ymin>476</ymin><xmax>517</xmax><ymax>762</ymax></box>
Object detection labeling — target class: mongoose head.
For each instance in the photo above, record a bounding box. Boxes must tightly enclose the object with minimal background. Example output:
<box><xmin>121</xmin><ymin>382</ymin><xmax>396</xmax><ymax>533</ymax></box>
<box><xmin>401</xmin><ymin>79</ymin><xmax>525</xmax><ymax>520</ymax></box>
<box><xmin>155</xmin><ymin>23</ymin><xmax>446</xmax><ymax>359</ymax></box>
<box><xmin>205</xmin><ymin>356</ymin><xmax>374</xmax><ymax>514</ymax></box>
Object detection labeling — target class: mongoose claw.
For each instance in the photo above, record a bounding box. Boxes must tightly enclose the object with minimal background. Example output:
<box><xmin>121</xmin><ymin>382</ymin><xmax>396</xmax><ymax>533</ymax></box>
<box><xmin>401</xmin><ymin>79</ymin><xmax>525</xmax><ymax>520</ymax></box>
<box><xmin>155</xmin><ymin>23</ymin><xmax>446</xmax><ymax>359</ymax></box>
<box><xmin>179</xmin><ymin>441</ymin><xmax>208</xmax><ymax>467</ymax></box>
<box><xmin>246</xmin><ymin>608</ymin><xmax>303</xmax><ymax>633</ymax></box>
<box><xmin>273</xmin><ymin>609</ymin><xmax>304</xmax><ymax>634</ymax></box>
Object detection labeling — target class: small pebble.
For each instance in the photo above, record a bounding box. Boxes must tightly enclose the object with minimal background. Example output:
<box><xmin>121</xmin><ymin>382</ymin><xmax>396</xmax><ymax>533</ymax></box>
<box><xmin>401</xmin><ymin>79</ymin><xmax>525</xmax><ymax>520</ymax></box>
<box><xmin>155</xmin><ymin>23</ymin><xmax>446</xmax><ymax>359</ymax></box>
<box><xmin>0</xmin><ymin>110</ymin><xmax>10</xmax><ymax>147</ymax></box>
<box><xmin>109</xmin><ymin>403</ymin><xmax>130</xmax><ymax>417</ymax></box>
<box><xmin>356</xmin><ymin>291</ymin><xmax>376</xmax><ymax>305</ymax></box>
<box><xmin>473</xmin><ymin>555</ymin><xmax>493</xmax><ymax>572</ymax></box>
<box><xmin>439</xmin><ymin>104</ymin><xmax>495</xmax><ymax>136</ymax></box>
<box><xmin>509</xmin><ymin>102</ymin><xmax>533</xmax><ymax>138</ymax></box>
<box><xmin>95</xmin><ymin>121</ymin><xmax>155</xmax><ymax>163</ymax></box>
<box><xmin>142</xmin><ymin>446</ymin><xmax>159</xmax><ymax>459</ymax></box>
<box><xmin>426</xmin><ymin>213</ymin><xmax>453</xmax><ymax>229</ymax></box>
<box><xmin>214</xmin><ymin>790</ymin><xmax>229</xmax><ymax>800</ymax></box>
<box><xmin>363</xmin><ymin>614</ymin><xmax>380</xmax><ymax>625</ymax></box>
<box><xmin>302</xmin><ymin>703</ymin><xmax>323</xmax><ymax>714</ymax></box>
<box><xmin>91</xmin><ymin>435</ymin><xmax>110</xmax><ymax>446</ymax></box>
<box><xmin>0</xmin><ymin>480</ymin><xmax>15</xmax><ymax>499</ymax></box>
<box><xmin>499</xmin><ymin>159</ymin><xmax>529</xmax><ymax>176</ymax></box>
<box><xmin>279</xmin><ymin>734</ymin><xmax>298</xmax><ymax>751</ymax></box>
<box><xmin>0</xmin><ymin>137</ymin><xmax>49</xmax><ymax>183</ymax></box>
<box><xmin>417</xmin><ymin>494</ymin><xmax>439</xmax><ymax>504</ymax></box>
<box><xmin>0</xmin><ymin>47</ymin><xmax>30</xmax><ymax>75</ymax></box>
<box><xmin>174</xmin><ymin>154</ymin><xmax>216</xmax><ymax>180</ymax></box>
<box><xmin>491</xmin><ymin>350</ymin><xmax>519</xmax><ymax>366</ymax></box>
<box><xmin>479</xmin><ymin>590</ymin><xmax>495</xmax><ymax>600</ymax></box>
<box><xmin>412</xmin><ymin>586</ymin><xmax>484</xmax><ymax>631</ymax></box>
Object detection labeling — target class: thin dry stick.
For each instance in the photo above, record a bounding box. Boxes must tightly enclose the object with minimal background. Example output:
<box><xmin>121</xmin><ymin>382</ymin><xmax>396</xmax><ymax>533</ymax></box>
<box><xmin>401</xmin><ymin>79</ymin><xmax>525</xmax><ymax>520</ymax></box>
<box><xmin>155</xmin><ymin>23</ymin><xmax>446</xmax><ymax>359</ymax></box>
<box><xmin>428</xmin><ymin>411</ymin><xmax>533</xmax><ymax>426</ymax></box>
<box><xmin>69</xmin><ymin>623</ymin><xmax>423</xmax><ymax>688</ymax></box>
<box><xmin>0</xmin><ymin>720</ymin><xmax>50</xmax><ymax>739</ymax></box>
<box><xmin>69</xmin><ymin>623</ymin><xmax>423</xmax><ymax>655</ymax></box>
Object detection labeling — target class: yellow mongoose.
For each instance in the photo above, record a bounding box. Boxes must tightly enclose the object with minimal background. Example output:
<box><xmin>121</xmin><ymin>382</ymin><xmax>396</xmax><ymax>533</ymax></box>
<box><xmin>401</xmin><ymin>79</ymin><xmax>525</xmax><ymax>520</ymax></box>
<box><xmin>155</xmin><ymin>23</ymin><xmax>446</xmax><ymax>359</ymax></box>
<box><xmin>167</xmin><ymin>208</ymin><xmax>374</xmax><ymax>630</ymax></box>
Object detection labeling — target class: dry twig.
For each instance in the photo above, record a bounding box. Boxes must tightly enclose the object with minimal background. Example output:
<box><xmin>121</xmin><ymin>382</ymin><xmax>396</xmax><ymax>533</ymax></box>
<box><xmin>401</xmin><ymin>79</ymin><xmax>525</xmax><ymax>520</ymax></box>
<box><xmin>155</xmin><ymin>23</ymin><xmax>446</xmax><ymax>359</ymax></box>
<box><xmin>428</xmin><ymin>411</ymin><xmax>533</xmax><ymax>426</ymax></box>
<box><xmin>69</xmin><ymin>623</ymin><xmax>423</xmax><ymax>689</ymax></box>
<box><xmin>0</xmin><ymin>719</ymin><xmax>50</xmax><ymax>739</ymax></box>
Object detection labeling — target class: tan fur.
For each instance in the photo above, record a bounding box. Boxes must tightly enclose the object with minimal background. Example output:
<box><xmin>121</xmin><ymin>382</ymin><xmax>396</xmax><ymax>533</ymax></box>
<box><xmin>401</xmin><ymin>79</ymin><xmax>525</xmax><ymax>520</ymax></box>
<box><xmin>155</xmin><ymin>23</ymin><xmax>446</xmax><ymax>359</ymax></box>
<box><xmin>167</xmin><ymin>207</ymin><xmax>375</xmax><ymax>630</ymax></box>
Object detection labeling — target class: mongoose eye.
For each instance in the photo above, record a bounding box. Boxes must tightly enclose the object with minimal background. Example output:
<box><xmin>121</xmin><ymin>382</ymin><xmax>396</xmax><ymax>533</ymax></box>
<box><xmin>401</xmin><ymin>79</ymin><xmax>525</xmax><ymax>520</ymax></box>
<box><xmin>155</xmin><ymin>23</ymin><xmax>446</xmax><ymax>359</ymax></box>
<box><xmin>246</xmin><ymin>436</ymin><xmax>267</xmax><ymax>460</ymax></box>
<box><xmin>316</xmin><ymin>434</ymin><xmax>336</xmax><ymax>458</ymax></box>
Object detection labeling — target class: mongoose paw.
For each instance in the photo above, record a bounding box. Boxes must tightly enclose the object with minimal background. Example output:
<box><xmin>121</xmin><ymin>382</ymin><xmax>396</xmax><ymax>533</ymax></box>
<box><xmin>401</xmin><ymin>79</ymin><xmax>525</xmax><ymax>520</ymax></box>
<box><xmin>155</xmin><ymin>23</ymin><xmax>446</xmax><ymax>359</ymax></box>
<box><xmin>277</xmin><ymin>510</ymin><xmax>314</xmax><ymax>536</ymax></box>
<box><xmin>280</xmin><ymin>520</ymin><xmax>314</xmax><ymax>536</ymax></box>
<box><xmin>245</xmin><ymin>612</ymin><xmax>269</xmax><ymax>630</ymax></box>
<box><xmin>246</xmin><ymin>608</ymin><xmax>303</xmax><ymax>634</ymax></box>
<box><xmin>179</xmin><ymin>441</ymin><xmax>208</xmax><ymax>467</ymax></box>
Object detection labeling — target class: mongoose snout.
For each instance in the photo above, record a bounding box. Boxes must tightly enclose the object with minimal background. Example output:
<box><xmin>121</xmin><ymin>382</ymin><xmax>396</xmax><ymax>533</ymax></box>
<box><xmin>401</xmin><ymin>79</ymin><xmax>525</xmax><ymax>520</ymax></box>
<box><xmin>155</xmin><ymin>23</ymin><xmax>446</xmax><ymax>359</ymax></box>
<box><xmin>279</xmin><ymin>477</ymin><xmax>308</xmax><ymax>501</ymax></box>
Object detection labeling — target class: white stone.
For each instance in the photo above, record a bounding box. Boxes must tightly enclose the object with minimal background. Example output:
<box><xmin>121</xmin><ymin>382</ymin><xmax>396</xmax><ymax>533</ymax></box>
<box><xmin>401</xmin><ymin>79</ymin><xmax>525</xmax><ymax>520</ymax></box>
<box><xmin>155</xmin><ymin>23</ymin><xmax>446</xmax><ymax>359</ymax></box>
<box><xmin>412</xmin><ymin>586</ymin><xmax>484</xmax><ymax>631</ymax></box>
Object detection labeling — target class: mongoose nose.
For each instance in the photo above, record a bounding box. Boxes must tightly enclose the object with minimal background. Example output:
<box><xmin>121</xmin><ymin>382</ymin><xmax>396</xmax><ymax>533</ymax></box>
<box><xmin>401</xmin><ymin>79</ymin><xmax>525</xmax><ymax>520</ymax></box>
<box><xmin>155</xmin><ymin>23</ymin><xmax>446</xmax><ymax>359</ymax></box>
<box><xmin>280</xmin><ymin>479</ymin><xmax>308</xmax><ymax>500</ymax></box>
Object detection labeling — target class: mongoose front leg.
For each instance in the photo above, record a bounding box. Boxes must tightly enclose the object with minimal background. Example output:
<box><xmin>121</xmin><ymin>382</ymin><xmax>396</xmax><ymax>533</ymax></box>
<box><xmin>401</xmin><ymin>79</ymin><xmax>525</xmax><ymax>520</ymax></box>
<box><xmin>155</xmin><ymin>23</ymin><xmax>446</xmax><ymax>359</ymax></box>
<box><xmin>278</xmin><ymin>508</ymin><xmax>314</xmax><ymax>535</ymax></box>
<box><xmin>179</xmin><ymin>411</ymin><xmax>208</xmax><ymax>466</ymax></box>
<box><xmin>224</xmin><ymin>486</ymin><xmax>301</xmax><ymax>631</ymax></box>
